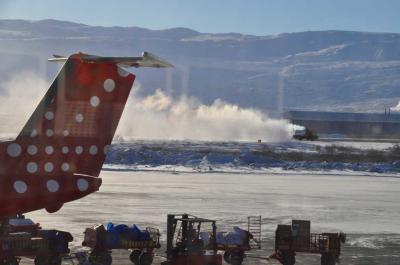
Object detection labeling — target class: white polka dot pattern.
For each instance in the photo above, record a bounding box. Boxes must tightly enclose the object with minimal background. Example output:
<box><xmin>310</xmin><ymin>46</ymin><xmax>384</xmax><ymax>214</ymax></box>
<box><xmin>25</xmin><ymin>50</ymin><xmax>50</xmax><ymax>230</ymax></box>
<box><xmin>117</xmin><ymin>67</ymin><xmax>130</xmax><ymax>77</ymax></box>
<box><xmin>77</xmin><ymin>178</ymin><xmax>89</xmax><ymax>192</ymax></box>
<box><xmin>7</xmin><ymin>143</ymin><xmax>21</xmax><ymax>157</ymax></box>
<box><xmin>104</xmin><ymin>79</ymin><xmax>115</xmax><ymax>92</ymax></box>
<box><xmin>45</xmin><ymin>111</ymin><xmax>54</xmax><ymax>120</ymax></box>
<box><xmin>14</xmin><ymin>181</ymin><xmax>27</xmax><ymax>194</ymax></box>
<box><xmin>103</xmin><ymin>145</ymin><xmax>110</xmax><ymax>155</ymax></box>
<box><xmin>62</xmin><ymin>146</ymin><xmax>69</xmax><ymax>154</ymax></box>
<box><xmin>61</xmin><ymin>163</ymin><xmax>70</xmax><ymax>172</ymax></box>
<box><xmin>90</xmin><ymin>96</ymin><xmax>100</xmax><ymax>107</ymax></box>
<box><xmin>89</xmin><ymin>145</ymin><xmax>98</xmax><ymax>155</ymax></box>
<box><xmin>27</xmin><ymin>162</ymin><xmax>38</xmax><ymax>173</ymax></box>
<box><xmin>75</xmin><ymin>146</ymin><xmax>83</xmax><ymax>154</ymax></box>
<box><xmin>27</xmin><ymin>145</ymin><xmax>38</xmax><ymax>155</ymax></box>
<box><xmin>44</xmin><ymin>162</ymin><xmax>54</xmax><ymax>172</ymax></box>
<box><xmin>45</xmin><ymin>146</ymin><xmax>54</xmax><ymax>155</ymax></box>
<box><xmin>46</xmin><ymin>180</ymin><xmax>59</xmax><ymax>193</ymax></box>
<box><xmin>30</xmin><ymin>129</ymin><xmax>38</xmax><ymax>138</ymax></box>
<box><xmin>75</xmin><ymin>113</ymin><xmax>84</xmax><ymax>123</ymax></box>
<box><xmin>46</xmin><ymin>129</ymin><xmax>54</xmax><ymax>137</ymax></box>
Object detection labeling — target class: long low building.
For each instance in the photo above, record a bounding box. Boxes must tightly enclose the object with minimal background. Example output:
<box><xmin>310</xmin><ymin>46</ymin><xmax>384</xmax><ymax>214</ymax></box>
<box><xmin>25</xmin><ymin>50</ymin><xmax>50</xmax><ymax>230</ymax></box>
<box><xmin>284</xmin><ymin>110</ymin><xmax>400</xmax><ymax>139</ymax></box>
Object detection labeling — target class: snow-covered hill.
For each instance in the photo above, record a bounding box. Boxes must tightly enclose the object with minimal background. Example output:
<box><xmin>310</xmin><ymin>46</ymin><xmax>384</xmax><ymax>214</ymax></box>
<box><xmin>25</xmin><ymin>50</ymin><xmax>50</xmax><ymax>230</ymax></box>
<box><xmin>1</xmin><ymin>19</ymin><xmax>400</xmax><ymax>114</ymax></box>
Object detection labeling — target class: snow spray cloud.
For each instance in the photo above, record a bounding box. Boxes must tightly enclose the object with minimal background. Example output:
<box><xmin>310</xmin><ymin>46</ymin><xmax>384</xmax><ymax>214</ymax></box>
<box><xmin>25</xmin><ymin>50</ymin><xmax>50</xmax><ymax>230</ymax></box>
<box><xmin>0</xmin><ymin>72</ymin><xmax>291</xmax><ymax>141</ymax></box>
<box><xmin>118</xmin><ymin>81</ymin><xmax>292</xmax><ymax>141</ymax></box>
<box><xmin>391</xmin><ymin>101</ymin><xmax>400</xmax><ymax>112</ymax></box>
<box><xmin>0</xmin><ymin>72</ymin><xmax>49</xmax><ymax>137</ymax></box>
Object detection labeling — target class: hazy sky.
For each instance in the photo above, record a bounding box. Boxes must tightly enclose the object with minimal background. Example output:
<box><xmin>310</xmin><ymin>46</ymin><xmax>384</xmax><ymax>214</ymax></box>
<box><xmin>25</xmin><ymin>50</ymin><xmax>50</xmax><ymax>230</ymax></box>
<box><xmin>1</xmin><ymin>0</ymin><xmax>399</xmax><ymax>35</ymax></box>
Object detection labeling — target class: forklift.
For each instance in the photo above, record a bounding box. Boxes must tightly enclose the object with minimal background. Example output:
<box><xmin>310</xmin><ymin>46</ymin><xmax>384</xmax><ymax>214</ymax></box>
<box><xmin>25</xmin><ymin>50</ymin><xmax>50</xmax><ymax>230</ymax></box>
<box><xmin>271</xmin><ymin>220</ymin><xmax>346</xmax><ymax>265</ymax></box>
<box><xmin>162</xmin><ymin>214</ymin><xmax>222</xmax><ymax>265</ymax></box>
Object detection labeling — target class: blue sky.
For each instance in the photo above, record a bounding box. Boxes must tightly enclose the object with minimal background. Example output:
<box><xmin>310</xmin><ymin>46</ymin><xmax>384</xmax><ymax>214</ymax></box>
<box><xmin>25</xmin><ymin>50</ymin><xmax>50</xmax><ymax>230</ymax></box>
<box><xmin>1</xmin><ymin>0</ymin><xmax>399</xmax><ymax>35</ymax></box>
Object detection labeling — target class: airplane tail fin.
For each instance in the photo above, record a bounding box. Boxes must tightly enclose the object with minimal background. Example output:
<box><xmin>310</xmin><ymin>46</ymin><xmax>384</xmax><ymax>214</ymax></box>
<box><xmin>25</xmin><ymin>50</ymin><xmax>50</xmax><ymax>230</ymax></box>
<box><xmin>0</xmin><ymin>52</ymin><xmax>172</xmax><ymax>215</ymax></box>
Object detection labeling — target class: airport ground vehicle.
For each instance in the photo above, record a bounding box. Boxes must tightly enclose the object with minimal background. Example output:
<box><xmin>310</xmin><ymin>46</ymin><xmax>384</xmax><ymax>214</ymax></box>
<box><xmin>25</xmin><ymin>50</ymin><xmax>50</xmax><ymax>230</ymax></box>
<box><xmin>212</xmin><ymin>216</ymin><xmax>261</xmax><ymax>265</ymax></box>
<box><xmin>293</xmin><ymin>128</ymin><xmax>319</xmax><ymax>141</ymax></box>
<box><xmin>272</xmin><ymin>220</ymin><xmax>346</xmax><ymax>265</ymax></box>
<box><xmin>162</xmin><ymin>214</ymin><xmax>258</xmax><ymax>265</ymax></box>
<box><xmin>82</xmin><ymin>223</ymin><xmax>160</xmax><ymax>265</ymax></box>
<box><xmin>0</xmin><ymin>216</ymin><xmax>72</xmax><ymax>265</ymax></box>
<box><xmin>163</xmin><ymin>214</ymin><xmax>222</xmax><ymax>265</ymax></box>
<box><xmin>214</xmin><ymin>231</ymin><xmax>252</xmax><ymax>265</ymax></box>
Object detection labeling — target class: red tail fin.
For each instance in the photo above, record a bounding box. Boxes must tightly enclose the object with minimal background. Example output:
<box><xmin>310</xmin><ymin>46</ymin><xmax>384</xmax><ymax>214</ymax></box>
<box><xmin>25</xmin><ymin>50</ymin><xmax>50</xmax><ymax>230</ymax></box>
<box><xmin>16</xmin><ymin>53</ymin><xmax>135</xmax><ymax>177</ymax></box>
<box><xmin>0</xmin><ymin>52</ymin><xmax>172</xmax><ymax>216</ymax></box>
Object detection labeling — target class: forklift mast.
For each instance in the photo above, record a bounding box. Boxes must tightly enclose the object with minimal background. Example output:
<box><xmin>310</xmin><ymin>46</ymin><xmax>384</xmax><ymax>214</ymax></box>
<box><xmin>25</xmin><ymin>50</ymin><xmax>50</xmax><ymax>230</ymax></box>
<box><xmin>166</xmin><ymin>214</ymin><xmax>217</xmax><ymax>256</ymax></box>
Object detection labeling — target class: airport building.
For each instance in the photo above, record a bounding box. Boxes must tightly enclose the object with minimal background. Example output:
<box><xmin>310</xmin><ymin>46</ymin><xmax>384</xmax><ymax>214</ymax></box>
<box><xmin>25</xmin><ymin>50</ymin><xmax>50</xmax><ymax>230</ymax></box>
<box><xmin>284</xmin><ymin>110</ymin><xmax>400</xmax><ymax>139</ymax></box>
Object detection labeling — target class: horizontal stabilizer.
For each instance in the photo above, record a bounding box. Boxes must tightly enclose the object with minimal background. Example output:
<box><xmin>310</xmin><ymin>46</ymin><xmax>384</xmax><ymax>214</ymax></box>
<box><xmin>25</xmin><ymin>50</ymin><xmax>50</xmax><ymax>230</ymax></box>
<box><xmin>48</xmin><ymin>52</ymin><xmax>173</xmax><ymax>68</ymax></box>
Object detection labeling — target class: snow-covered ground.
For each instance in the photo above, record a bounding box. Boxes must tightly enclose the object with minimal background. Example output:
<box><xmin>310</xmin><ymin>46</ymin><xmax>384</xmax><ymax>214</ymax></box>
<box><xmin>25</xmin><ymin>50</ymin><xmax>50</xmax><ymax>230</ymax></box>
<box><xmin>22</xmin><ymin>140</ymin><xmax>400</xmax><ymax>264</ymax></box>
<box><xmin>28</xmin><ymin>170</ymin><xmax>400</xmax><ymax>265</ymax></box>
<box><xmin>104</xmin><ymin>140</ymin><xmax>400</xmax><ymax>174</ymax></box>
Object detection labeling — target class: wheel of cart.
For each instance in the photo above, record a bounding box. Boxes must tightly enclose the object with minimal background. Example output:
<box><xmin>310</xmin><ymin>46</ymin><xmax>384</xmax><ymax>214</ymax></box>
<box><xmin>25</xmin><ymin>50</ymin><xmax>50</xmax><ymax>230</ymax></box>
<box><xmin>63</xmin><ymin>251</ymin><xmax>89</xmax><ymax>265</ymax></box>
<box><xmin>321</xmin><ymin>253</ymin><xmax>337</xmax><ymax>265</ymax></box>
<box><xmin>34</xmin><ymin>254</ymin><xmax>62</xmax><ymax>265</ymax></box>
<box><xmin>139</xmin><ymin>252</ymin><xmax>153</xmax><ymax>265</ymax></box>
<box><xmin>0</xmin><ymin>257</ymin><xmax>20</xmax><ymax>265</ymax></box>
<box><xmin>130</xmin><ymin>249</ymin><xmax>141</xmax><ymax>265</ymax></box>
<box><xmin>223</xmin><ymin>251</ymin><xmax>230</xmax><ymax>263</ymax></box>
<box><xmin>223</xmin><ymin>250</ymin><xmax>245</xmax><ymax>265</ymax></box>
<box><xmin>88</xmin><ymin>249</ymin><xmax>112</xmax><ymax>265</ymax></box>
<box><xmin>129</xmin><ymin>249</ymin><xmax>154</xmax><ymax>265</ymax></box>
<box><xmin>215</xmin><ymin>231</ymin><xmax>253</xmax><ymax>265</ymax></box>
<box><xmin>280</xmin><ymin>251</ymin><xmax>295</xmax><ymax>265</ymax></box>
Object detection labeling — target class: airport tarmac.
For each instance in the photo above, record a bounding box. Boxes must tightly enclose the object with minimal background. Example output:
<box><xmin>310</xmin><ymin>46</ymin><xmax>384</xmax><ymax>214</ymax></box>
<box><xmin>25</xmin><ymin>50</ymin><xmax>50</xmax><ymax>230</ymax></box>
<box><xmin>25</xmin><ymin>170</ymin><xmax>400</xmax><ymax>265</ymax></box>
